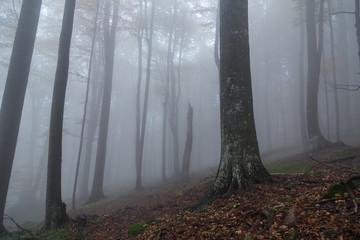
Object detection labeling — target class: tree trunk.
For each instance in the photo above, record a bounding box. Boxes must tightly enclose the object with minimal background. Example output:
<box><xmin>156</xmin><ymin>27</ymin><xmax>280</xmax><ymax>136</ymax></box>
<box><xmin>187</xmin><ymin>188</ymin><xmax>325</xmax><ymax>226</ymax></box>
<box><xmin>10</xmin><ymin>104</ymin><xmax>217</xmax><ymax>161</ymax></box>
<box><xmin>305</xmin><ymin>0</ymin><xmax>329</xmax><ymax>150</ymax></box>
<box><xmin>211</xmin><ymin>0</ymin><xmax>271</xmax><ymax>198</ymax></box>
<box><xmin>328</xmin><ymin>0</ymin><xmax>340</xmax><ymax>142</ymax></box>
<box><xmin>0</xmin><ymin>0</ymin><xmax>41</xmax><ymax>234</ymax></box>
<box><xmin>136</xmin><ymin>0</ymin><xmax>156</xmax><ymax>190</ymax></box>
<box><xmin>45</xmin><ymin>0</ymin><xmax>76</xmax><ymax>229</ymax></box>
<box><xmin>355</xmin><ymin>0</ymin><xmax>360</xmax><ymax>67</ymax></box>
<box><xmin>72</xmin><ymin>0</ymin><xmax>99</xmax><ymax>210</ymax></box>
<box><xmin>88</xmin><ymin>0</ymin><xmax>119</xmax><ymax>203</ymax></box>
<box><xmin>214</xmin><ymin>0</ymin><xmax>220</xmax><ymax>71</ymax></box>
<box><xmin>181</xmin><ymin>103</ymin><xmax>193</xmax><ymax>181</ymax></box>
<box><xmin>298</xmin><ymin>1</ymin><xmax>308</xmax><ymax>149</ymax></box>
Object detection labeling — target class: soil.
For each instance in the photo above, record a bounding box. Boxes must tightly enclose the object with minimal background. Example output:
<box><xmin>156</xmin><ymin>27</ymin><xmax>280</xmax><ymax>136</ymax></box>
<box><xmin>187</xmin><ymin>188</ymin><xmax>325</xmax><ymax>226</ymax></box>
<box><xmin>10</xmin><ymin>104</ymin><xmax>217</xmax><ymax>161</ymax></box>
<box><xmin>5</xmin><ymin>146</ymin><xmax>360</xmax><ymax>239</ymax></box>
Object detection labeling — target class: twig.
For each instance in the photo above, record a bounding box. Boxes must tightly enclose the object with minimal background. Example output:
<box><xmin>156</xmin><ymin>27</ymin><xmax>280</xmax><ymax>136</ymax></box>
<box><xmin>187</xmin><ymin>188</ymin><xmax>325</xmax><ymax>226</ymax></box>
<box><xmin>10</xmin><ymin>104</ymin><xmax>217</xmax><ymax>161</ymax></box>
<box><xmin>331</xmin><ymin>11</ymin><xmax>355</xmax><ymax>15</ymax></box>
<box><xmin>342</xmin><ymin>179</ymin><xmax>359</xmax><ymax>214</ymax></box>
<box><xmin>254</xmin><ymin>210</ymin><xmax>271</xmax><ymax>240</ymax></box>
<box><xmin>4</xmin><ymin>214</ymin><xmax>34</xmax><ymax>238</ymax></box>
<box><xmin>308</xmin><ymin>156</ymin><xmax>359</xmax><ymax>174</ymax></box>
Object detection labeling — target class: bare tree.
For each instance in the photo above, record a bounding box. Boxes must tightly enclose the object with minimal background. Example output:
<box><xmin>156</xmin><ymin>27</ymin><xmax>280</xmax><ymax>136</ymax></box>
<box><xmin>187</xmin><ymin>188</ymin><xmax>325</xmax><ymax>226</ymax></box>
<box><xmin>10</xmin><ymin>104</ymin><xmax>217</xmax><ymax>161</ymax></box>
<box><xmin>45</xmin><ymin>0</ymin><xmax>76</xmax><ymax>229</ymax></box>
<box><xmin>0</xmin><ymin>0</ymin><xmax>42</xmax><ymax>234</ymax></box>
<box><xmin>305</xmin><ymin>0</ymin><xmax>330</xmax><ymax>150</ymax></box>
<box><xmin>88</xmin><ymin>0</ymin><xmax>119</xmax><ymax>203</ymax></box>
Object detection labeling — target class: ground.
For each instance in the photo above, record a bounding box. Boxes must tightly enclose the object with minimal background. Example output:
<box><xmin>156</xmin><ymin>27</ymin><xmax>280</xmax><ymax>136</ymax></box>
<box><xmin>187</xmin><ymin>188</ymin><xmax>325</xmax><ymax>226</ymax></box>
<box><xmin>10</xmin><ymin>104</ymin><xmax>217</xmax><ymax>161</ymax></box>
<box><xmin>1</xmin><ymin>146</ymin><xmax>360</xmax><ymax>240</ymax></box>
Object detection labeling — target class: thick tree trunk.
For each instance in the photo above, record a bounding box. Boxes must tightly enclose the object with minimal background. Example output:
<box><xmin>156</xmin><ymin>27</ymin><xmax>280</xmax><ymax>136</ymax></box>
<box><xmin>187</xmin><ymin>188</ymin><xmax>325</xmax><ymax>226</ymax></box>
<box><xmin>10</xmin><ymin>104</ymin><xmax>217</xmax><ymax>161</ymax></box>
<box><xmin>0</xmin><ymin>0</ymin><xmax>41</xmax><ymax>234</ymax></box>
<box><xmin>88</xmin><ymin>0</ymin><xmax>119</xmax><ymax>203</ymax></box>
<box><xmin>212</xmin><ymin>0</ymin><xmax>271</xmax><ymax>198</ymax></box>
<box><xmin>305</xmin><ymin>0</ymin><xmax>330</xmax><ymax>150</ymax></box>
<box><xmin>72</xmin><ymin>0</ymin><xmax>99</xmax><ymax>210</ymax></box>
<box><xmin>181</xmin><ymin>103</ymin><xmax>193</xmax><ymax>181</ymax></box>
<box><xmin>45</xmin><ymin>0</ymin><xmax>76</xmax><ymax>229</ymax></box>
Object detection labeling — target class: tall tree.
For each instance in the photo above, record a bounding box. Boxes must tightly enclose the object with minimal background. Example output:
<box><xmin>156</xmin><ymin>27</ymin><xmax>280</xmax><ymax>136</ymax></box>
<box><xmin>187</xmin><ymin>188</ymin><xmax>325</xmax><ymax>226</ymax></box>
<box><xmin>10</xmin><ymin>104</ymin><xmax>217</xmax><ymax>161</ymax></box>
<box><xmin>88</xmin><ymin>0</ymin><xmax>119</xmax><ymax>203</ymax></box>
<box><xmin>72</xmin><ymin>0</ymin><xmax>99</xmax><ymax>210</ymax></box>
<box><xmin>0</xmin><ymin>0</ymin><xmax>42</xmax><ymax>234</ymax></box>
<box><xmin>211</xmin><ymin>0</ymin><xmax>270</xmax><ymax>197</ymax></box>
<box><xmin>135</xmin><ymin>0</ymin><xmax>156</xmax><ymax>190</ymax></box>
<box><xmin>327</xmin><ymin>0</ymin><xmax>340</xmax><ymax>142</ymax></box>
<box><xmin>45</xmin><ymin>0</ymin><xmax>76</xmax><ymax>229</ymax></box>
<box><xmin>305</xmin><ymin>0</ymin><xmax>329</xmax><ymax>150</ymax></box>
<box><xmin>355</xmin><ymin>0</ymin><xmax>360</xmax><ymax>66</ymax></box>
<box><xmin>297</xmin><ymin>0</ymin><xmax>308</xmax><ymax>149</ymax></box>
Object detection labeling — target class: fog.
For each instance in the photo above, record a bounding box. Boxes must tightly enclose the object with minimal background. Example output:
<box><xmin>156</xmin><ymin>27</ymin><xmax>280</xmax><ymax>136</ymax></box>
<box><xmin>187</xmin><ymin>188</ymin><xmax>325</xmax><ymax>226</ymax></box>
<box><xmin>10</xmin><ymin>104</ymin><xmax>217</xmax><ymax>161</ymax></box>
<box><xmin>1</xmin><ymin>0</ymin><xmax>359</xmax><ymax>228</ymax></box>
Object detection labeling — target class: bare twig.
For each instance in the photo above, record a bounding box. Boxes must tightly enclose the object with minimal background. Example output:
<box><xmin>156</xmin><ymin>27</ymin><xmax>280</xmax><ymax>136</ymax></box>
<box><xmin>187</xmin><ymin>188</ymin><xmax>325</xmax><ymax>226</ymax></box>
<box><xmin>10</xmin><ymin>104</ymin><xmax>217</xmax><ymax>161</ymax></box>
<box><xmin>4</xmin><ymin>214</ymin><xmax>34</xmax><ymax>238</ymax></box>
<box><xmin>308</xmin><ymin>156</ymin><xmax>360</xmax><ymax>175</ymax></box>
<box><xmin>341</xmin><ymin>181</ymin><xmax>358</xmax><ymax>213</ymax></box>
<box><xmin>331</xmin><ymin>11</ymin><xmax>355</xmax><ymax>15</ymax></box>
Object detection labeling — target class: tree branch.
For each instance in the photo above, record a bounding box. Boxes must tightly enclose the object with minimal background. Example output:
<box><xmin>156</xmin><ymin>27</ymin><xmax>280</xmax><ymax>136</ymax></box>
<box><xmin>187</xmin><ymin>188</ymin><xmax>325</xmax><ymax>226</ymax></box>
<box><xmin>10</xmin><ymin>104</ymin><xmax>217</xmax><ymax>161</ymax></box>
<box><xmin>331</xmin><ymin>11</ymin><xmax>355</xmax><ymax>15</ymax></box>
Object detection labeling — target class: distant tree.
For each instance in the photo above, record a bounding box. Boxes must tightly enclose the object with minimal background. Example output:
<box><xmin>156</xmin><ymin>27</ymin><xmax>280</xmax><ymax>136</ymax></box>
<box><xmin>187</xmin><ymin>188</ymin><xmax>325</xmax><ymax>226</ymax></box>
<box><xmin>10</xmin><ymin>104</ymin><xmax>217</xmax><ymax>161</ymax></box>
<box><xmin>135</xmin><ymin>0</ymin><xmax>156</xmax><ymax>190</ymax></box>
<box><xmin>181</xmin><ymin>102</ymin><xmax>193</xmax><ymax>181</ymax></box>
<box><xmin>88</xmin><ymin>0</ymin><xmax>119</xmax><ymax>203</ymax></box>
<box><xmin>72</xmin><ymin>0</ymin><xmax>99</xmax><ymax>210</ymax></box>
<box><xmin>305</xmin><ymin>0</ymin><xmax>330</xmax><ymax>150</ymax></box>
<box><xmin>0</xmin><ymin>0</ymin><xmax>42</xmax><ymax>234</ymax></box>
<box><xmin>45</xmin><ymin>0</ymin><xmax>76</xmax><ymax>229</ymax></box>
<box><xmin>211</xmin><ymin>0</ymin><xmax>271</xmax><ymax>197</ymax></box>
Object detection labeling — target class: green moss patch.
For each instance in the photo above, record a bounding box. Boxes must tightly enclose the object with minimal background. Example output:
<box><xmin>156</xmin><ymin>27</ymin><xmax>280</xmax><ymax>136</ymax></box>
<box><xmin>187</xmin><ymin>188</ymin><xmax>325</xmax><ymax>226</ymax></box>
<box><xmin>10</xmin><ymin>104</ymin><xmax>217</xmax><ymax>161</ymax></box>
<box><xmin>323</xmin><ymin>182</ymin><xmax>346</xmax><ymax>199</ymax></box>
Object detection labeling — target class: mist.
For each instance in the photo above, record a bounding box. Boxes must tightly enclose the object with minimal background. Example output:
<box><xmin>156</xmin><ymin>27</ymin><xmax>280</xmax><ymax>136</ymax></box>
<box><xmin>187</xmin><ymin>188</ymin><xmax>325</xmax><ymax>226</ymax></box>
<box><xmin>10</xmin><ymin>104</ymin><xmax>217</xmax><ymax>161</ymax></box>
<box><xmin>0</xmin><ymin>0</ymin><xmax>359</xmax><ymax>231</ymax></box>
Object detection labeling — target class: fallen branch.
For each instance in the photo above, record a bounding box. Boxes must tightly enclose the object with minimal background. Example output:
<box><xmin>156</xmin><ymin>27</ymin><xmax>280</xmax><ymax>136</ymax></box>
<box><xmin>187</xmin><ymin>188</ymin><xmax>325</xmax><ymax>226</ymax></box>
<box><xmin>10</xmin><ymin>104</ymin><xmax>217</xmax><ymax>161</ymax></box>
<box><xmin>4</xmin><ymin>214</ymin><xmax>34</xmax><ymax>238</ymax></box>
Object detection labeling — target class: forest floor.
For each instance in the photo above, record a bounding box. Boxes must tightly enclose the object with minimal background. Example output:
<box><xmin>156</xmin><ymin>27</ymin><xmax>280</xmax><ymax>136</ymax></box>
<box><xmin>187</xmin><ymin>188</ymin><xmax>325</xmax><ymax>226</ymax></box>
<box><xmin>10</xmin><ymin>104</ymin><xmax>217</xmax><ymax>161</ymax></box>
<box><xmin>2</xmin><ymin>145</ymin><xmax>360</xmax><ymax>240</ymax></box>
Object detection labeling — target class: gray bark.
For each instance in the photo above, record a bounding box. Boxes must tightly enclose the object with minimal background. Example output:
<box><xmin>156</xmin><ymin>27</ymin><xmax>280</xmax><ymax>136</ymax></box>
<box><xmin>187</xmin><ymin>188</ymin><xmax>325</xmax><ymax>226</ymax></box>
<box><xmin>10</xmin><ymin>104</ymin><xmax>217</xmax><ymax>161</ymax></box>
<box><xmin>88</xmin><ymin>0</ymin><xmax>119</xmax><ymax>203</ymax></box>
<box><xmin>0</xmin><ymin>0</ymin><xmax>41</xmax><ymax>233</ymax></box>
<box><xmin>72</xmin><ymin>0</ymin><xmax>99</xmax><ymax>210</ymax></box>
<box><xmin>45</xmin><ymin>0</ymin><xmax>76</xmax><ymax>229</ymax></box>
<box><xmin>212</xmin><ymin>0</ymin><xmax>270</xmax><ymax>197</ymax></box>
<box><xmin>305</xmin><ymin>0</ymin><xmax>329</xmax><ymax>150</ymax></box>
<box><xmin>181</xmin><ymin>103</ymin><xmax>193</xmax><ymax>181</ymax></box>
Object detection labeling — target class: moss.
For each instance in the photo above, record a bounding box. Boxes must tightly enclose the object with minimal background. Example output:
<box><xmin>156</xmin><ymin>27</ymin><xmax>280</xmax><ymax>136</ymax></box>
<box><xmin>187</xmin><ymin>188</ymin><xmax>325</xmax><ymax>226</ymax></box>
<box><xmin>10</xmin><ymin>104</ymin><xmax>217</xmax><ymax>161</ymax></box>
<box><xmin>323</xmin><ymin>182</ymin><xmax>346</xmax><ymax>199</ymax></box>
<box><xmin>285</xmin><ymin>182</ymin><xmax>298</xmax><ymax>189</ymax></box>
<box><xmin>266</xmin><ymin>162</ymin><xmax>311</xmax><ymax>174</ymax></box>
<box><xmin>283</xmin><ymin>197</ymin><xmax>296</xmax><ymax>202</ymax></box>
<box><xmin>285</xmin><ymin>229</ymin><xmax>298</xmax><ymax>240</ymax></box>
<box><xmin>127</xmin><ymin>219</ymin><xmax>156</xmax><ymax>237</ymax></box>
<box><xmin>128</xmin><ymin>222</ymin><xmax>147</xmax><ymax>237</ymax></box>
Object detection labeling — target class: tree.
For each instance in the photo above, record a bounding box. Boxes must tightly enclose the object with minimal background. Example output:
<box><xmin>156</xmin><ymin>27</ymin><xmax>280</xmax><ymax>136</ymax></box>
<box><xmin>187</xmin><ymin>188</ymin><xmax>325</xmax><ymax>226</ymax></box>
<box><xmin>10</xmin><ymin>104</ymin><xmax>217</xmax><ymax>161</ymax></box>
<box><xmin>181</xmin><ymin>102</ymin><xmax>193</xmax><ymax>180</ymax></box>
<box><xmin>135</xmin><ymin>0</ymin><xmax>156</xmax><ymax>190</ymax></box>
<box><xmin>0</xmin><ymin>0</ymin><xmax>42</xmax><ymax>234</ymax></box>
<box><xmin>45</xmin><ymin>0</ymin><xmax>76</xmax><ymax>229</ymax></box>
<box><xmin>355</xmin><ymin>0</ymin><xmax>360</xmax><ymax>65</ymax></box>
<box><xmin>305</xmin><ymin>0</ymin><xmax>330</xmax><ymax>150</ymax></box>
<box><xmin>72</xmin><ymin>0</ymin><xmax>99</xmax><ymax>210</ymax></box>
<box><xmin>211</xmin><ymin>0</ymin><xmax>271</xmax><ymax>197</ymax></box>
<box><xmin>88</xmin><ymin>0</ymin><xmax>119</xmax><ymax>203</ymax></box>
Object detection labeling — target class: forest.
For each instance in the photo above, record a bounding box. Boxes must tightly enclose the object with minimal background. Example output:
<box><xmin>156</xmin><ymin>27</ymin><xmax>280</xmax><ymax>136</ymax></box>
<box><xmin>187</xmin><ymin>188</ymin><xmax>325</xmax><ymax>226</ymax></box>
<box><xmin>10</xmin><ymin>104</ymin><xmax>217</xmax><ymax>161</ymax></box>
<box><xmin>0</xmin><ymin>0</ymin><xmax>360</xmax><ymax>239</ymax></box>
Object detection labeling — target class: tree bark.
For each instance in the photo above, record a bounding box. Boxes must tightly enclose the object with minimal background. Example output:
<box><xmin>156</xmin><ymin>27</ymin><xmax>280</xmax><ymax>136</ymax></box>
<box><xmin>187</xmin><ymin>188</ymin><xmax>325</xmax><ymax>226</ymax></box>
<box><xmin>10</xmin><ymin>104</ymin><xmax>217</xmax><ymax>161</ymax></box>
<box><xmin>181</xmin><ymin>102</ymin><xmax>193</xmax><ymax>181</ymax></box>
<box><xmin>355</xmin><ymin>0</ymin><xmax>360</xmax><ymax>67</ymax></box>
<box><xmin>72</xmin><ymin>0</ymin><xmax>99</xmax><ymax>210</ymax></box>
<box><xmin>211</xmin><ymin>0</ymin><xmax>271</xmax><ymax>198</ymax></box>
<box><xmin>297</xmin><ymin>1</ymin><xmax>308</xmax><ymax>149</ymax></box>
<box><xmin>327</xmin><ymin>0</ymin><xmax>340</xmax><ymax>142</ymax></box>
<box><xmin>0</xmin><ymin>0</ymin><xmax>41</xmax><ymax>234</ymax></box>
<box><xmin>88</xmin><ymin>0</ymin><xmax>119</xmax><ymax>203</ymax></box>
<box><xmin>136</xmin><ymin>0</ymin><xmax>156</xmax><ymax>190</ymax></box>
<box><xmin>45</xmin><ymin>0</ymin><xmax>76</xmax><ymax>229</ymax></box>
<box><xmin>305</xmin><ymin>0</ymin><xmax>330</xmax><ymax>150</ymax></box>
